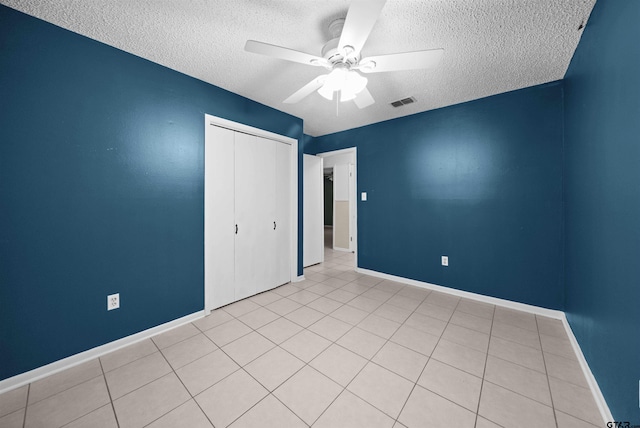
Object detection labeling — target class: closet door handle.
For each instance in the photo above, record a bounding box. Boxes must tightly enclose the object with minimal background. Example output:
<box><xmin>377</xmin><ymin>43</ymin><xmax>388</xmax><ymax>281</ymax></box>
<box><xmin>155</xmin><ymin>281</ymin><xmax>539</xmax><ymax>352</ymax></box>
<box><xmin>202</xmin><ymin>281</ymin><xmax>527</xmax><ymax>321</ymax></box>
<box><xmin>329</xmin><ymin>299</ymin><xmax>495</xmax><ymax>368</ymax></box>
<box><xmin>235</xmin><ymin>224</ymin><xmax>238</xmax><ymax>234</ymax></box>
<box><xmin>274</xmin><ymin>221</ymin><xmax>277</xmax><ymax>230</ymax></box>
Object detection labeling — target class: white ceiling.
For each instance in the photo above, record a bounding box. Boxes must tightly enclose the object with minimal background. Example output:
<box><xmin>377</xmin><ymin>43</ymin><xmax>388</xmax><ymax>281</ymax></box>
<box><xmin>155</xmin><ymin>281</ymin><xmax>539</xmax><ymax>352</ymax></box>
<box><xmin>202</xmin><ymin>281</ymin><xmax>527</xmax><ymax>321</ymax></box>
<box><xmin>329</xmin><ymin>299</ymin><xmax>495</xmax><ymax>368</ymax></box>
<box><xmin>2</xmin><ymin>0</ymin><xmax>595</xmax><ymax>137</ymax></box>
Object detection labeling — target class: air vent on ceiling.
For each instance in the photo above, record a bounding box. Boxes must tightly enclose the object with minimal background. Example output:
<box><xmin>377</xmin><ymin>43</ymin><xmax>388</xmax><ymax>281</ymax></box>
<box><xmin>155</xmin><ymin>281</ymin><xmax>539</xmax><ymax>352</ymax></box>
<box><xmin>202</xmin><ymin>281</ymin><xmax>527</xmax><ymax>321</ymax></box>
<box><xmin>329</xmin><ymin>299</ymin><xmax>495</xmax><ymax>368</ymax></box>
<box><xmin>390</xmin><ymin>97</ymin><xmax>416</xmax><ymax>108</ymax></box>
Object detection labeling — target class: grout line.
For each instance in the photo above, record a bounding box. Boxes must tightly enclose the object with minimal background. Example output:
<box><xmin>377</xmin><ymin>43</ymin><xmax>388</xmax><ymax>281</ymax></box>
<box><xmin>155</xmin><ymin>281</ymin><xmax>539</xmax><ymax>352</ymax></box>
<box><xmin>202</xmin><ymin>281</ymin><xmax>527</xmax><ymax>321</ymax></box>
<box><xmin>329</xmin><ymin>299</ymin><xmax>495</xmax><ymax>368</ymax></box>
<box><xmin>537</xmin><ymin>316</ymin><xmax>560</xmax><ymax>428</ymax></box>
<box><xmin>98</xmin><ymin>358</ymin><xmax>120</xmax><ymax>428</ymax></box>
<box><xmin>474</xmin><ymin>304</ymin><xmax>495</xmax><ymax>428</ymax></box>
<box><xmin>21</xmin><ymin>384</ymin><xmax>29</xmax><ymax>428</ymax></box>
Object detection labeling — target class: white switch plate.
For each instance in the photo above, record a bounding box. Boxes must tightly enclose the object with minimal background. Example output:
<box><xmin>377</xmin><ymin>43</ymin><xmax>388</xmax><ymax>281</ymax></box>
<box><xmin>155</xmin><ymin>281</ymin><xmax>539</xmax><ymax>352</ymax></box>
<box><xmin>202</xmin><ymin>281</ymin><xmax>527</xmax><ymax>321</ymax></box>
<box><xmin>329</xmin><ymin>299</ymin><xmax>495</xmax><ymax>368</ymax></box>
<box><xmin>361</xmin><ymin>192</ymin><xmax>367</xmax><ymax>201</ymax></box>
<box><xmin>441</xmin><ymin>256</ymin><xmax>449</xmax><ymax>266</ymax></box>
<box><xmin>107</xmin><ymin>293</ymin><xmax>120</xmax><ymax>310</ymax></box>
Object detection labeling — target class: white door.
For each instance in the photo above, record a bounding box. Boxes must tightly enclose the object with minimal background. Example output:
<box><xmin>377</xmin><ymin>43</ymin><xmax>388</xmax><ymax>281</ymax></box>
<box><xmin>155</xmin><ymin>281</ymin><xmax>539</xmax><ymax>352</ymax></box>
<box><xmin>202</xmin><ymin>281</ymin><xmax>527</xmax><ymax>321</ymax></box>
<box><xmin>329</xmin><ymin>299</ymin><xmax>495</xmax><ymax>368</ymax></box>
<box><xmin>205</xmin><ymin>125</ymin><xmax>235</xmax><ymax>310</ymax></box>
<box><xmin>333</xmin><ymin>163</ymin><xmax>350</xmax><ymax>251</ymax></box>
<box><xmin>303</xmin><ymin>154</ymin><xmax>324</xmax><ymax>267</ymax></box>
<box><xmin>274</xmin><ymin>141</ymin><xmax>291</xmax><ymax>286</ymax></box>
<box><xmin>234</xmin><ymin>134</ymin><xmax>276</xmax><ymax>299</ymax></box>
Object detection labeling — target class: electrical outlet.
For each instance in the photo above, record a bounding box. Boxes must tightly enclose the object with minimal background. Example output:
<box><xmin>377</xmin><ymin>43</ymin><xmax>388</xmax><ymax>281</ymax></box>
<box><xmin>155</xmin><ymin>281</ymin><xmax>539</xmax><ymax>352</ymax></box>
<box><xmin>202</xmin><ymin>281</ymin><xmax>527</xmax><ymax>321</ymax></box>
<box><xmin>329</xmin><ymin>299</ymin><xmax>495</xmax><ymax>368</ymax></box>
<box><xmin>107</xmin><ymin>293</ymin><xmax>120</xmax><ymax>311</ymax></box>
<box><xmin>441</xmin><ymin>255</ymin><xmax>449</xmax><ymax>266</ymax></box>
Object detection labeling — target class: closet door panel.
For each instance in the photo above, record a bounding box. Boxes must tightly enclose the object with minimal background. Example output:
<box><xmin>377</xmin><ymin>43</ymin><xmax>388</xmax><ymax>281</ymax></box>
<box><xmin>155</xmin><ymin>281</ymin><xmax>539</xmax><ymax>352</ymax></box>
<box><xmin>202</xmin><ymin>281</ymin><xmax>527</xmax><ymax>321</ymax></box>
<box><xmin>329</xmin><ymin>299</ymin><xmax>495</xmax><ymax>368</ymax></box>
<box><xmin>256</xmin><ymin>137</ymin><xmax>277</xmax><ymax>293</ymax></box>
<box><xmin>234</xmin><ymin>134</ymin><xmax>275</xmax><ymax>299</ymax></box>
<box><xmin>274</xmin><ymin>142</ymin><xmax>291</xmax><ymax>286</ymax></box>
<box><xmin>205</xmin><ymin>125</ymin><xmax>235</xmax><ymax>309</ymax></box>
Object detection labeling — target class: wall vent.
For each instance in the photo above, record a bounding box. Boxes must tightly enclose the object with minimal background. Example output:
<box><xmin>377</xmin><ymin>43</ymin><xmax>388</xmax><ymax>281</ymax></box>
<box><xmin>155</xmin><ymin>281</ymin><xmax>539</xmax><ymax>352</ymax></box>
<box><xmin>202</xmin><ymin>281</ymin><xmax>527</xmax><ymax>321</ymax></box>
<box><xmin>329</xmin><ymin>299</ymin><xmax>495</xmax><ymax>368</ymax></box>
<box><xmin>390</xmin><ymin>97</ymin><xmax>416</xmax><ymax>108</ymax></box>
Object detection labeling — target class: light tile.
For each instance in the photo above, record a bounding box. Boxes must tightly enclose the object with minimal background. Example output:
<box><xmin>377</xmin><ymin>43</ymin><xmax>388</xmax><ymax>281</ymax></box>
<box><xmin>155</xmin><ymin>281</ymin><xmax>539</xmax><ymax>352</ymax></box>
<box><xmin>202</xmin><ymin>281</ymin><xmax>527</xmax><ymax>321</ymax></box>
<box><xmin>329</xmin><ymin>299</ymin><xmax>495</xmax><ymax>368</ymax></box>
<box><xmin>442</xmin><ymin>323</ymin><xmax>490</xmax><ymax>353</ymax></box>
<box><xmin>555</xmin><ymin>409</ymin><xmax>601</xmax><ymax>428</ymax></box>
<box><xmin>540</xmin><ymin>334</ymin><xmax>577</xmax><ymax>360</ymax></box>
<box><xmin>287</xmin><ymin>290</ymin><xmax>321</xmax><ymax>305</ymax></box>
<box><xmin>341</xmin><ymin>282</ymin><xmax>374</xmax><ymax>296</ymax></box>
<box><xmin>161</xmin><ymin>333</ymin><xmax>217</xmax><ymax>369</ymax></box>
<box><xmin>455</xmin><ymin>299</ymin><xmax>495</xmax><ymax>320</ymax></box>
<box><xmin>244</xmin><ymin>347</ymin><xmax>305</xmax><ymax>391</ymax></box>
<box><xmin>414</xmin><ymin>301</ymin><xmax>454</xmax><ymax>322</ymax></box>
<box><xmin>372</xmin><ymin>341</ymin><xmax>429</xmax><ymax>382</ymax></box>
<box><xmin>271</xmin><ymin>283</ymin><xmax>301</xmax><ymax>297</ymax></box>
<box><xmin>25</xmin><ymin>376</ymin><xmax>110</xmax><ymax>428</ymax></box>
<box><xmin>224</xmin><ymin>299</ymin><xmax>262</xmax><ymax>317</ymax></box>
<box><xmin>424</xmin><ymin>291</ymin><xmax>460</xmax><ymax>309</ymax></box>
<box><xmin>306</xmin><ymin>296</ymin><xmax>343</xmax><ymax>314</ymax></box>
<box><xmin>105</xmin><ymin>352</ymin><xmax>172</xmax><ymax>399</ymax></box>
<box><xmin>0</xmin><ymin>409</ymin><xmax>24</xmax><ymax>428</ymax></box>
<box><xmin>306</xmin><ymin>283</ymin><xmax>336</xmax><ymax>296</ymax></box>
<box><xmin>265</xmin><ymin>297</ymin><xmax>302</xmax><ymax>316</ymax></box>
<box><xmin>348</xmin><ymin>295</ymin><xmax>384</xmax><ymax>312</ymax></box>
<box><xmin>450</xmin><ymin>310</ymin><xmax>492</xmax><ymax>334</ymax></box>
<box><xmin>237</xmin><ymin>307</ymin><xmax>279</xmax><ymax>329</ymax></box>
<box><xmin>281</xmin><ymin>329</ymin><xmax>331</xmax><ymax>362</ymax></box>
<box><xmin>28</xmin><ymin>359</ymin><xmax>103</xmax><ymax>405</ymax></box>
<box><xmin>404</xmin><ymin>312</ymin><xmax>447</xmax><ymax>337</ymax></box>
<box><xmin>478</xmin><ymin>381</ymin><xmax>555</xmax><ymax>428</ymax></box>
<box><xmin>373</xmin><ymin>304</ymin><xmax>412</xmax><ymax>324</ymax></box>
<box><xmin>390</xmin><ymin>325</ymin><xmax>439</xmax><ymax>356</ymax></box>
<box><xmin>351</xmin><ymin>275</ymin><xmax>384</xmax><ymax>287</ymax></box>
<box><xmin>549</xmin><ymin>377</ymin><xmax>602</xmax><ymax>426</ymax></box>
<box><xmin>476</xmin><ymin>416</ymin><xmax>503</xmax><ymax>428</ymax></box>
<box><xmin>374</xmin><ymin>280</ymin><xmax>405</xmax><ymax>294</ymax></box>
<box><xmin>229</xmin><ymin>394</ymin><xmax>306</xmax><ymax>428</ymax></box>
<box><xmin>195</xmin><ymin>370</ymin><xmax>268</xmax><ymax>428</ymax></box>
<box><xmin>386</xmin><ymin>294</ymin><xmax>421</xmax><ymax>311</ymax></box>
<box><xmin>0</xmin><ymin>385</ymin><xmax>28</xmax><ymax>418</ymax></box>
<box><xmin>204</xmin><ymin>319</ymin><xmax>252</xmax><ymax>347</ymax></box>
<box><xmin>284</xmin><ymin>306</ymin><xmax>325</xmax><ymax>328</ymax></box>
<box><xmin>256</xmin><ymin>317</ymin><xmax>303</xmax><ymax>344</ymax></box>
<box><xmin>325</xmin><ymin>288</ymin><xmax>358</xmax><ymax>304</ymax></box>
<box><xmin>488</xmin><ymin>336</ymin><xmax>546</xmax><ymax>373</ymax></box>
<box><xmin>337</xmin><ymin>327</ymin><xmax>387</xmax><ymax>359</ymax></box>
<box><xmin>308</xmin><ymin>315</ymin><xmax>353</xmax><ymax>342</ymax></box>
<box><xmin>176</xmin><ymin>349</ymin><xmax>239</xmax><ymax>395</ymax></box>
<box><xmin>65</xmin><ymin>404</ymin><xmax>117</xmax><ymax>428</ymax></box>
<box><xmin>491</xmin><ymin>321</ymin><xmax>541</xmax><ymax>350</ymax></box>
<box><xmin>222</xmin><ymin>331</ymin><xmax>275</xmax><ymax>366</ymax></box>
<box><xmin>396</xmin><ymin>286</ymin><xmax>430</xmax><ymax>301</ymax></box>
<box><xmin>348</xmin><ymin>362</ymin><xmax>414</xmax><ymax>418</ymax></box>
<box><xmin>146</xmin><ymin>400</ymin><xmax>212</xmax><ymax>428</ymax></box>
<box><xmin>544</xmin><ymin>352</ymin><xmax>589</xmax><ymax>388</ymax></box>
<box><xmin>249</xmin><ymin>290</ymin><xmax>283</xmax><ymax>306</ymax></box>
<box><xmin>314</xmin><ymin>390</ymin><xmax>395</xmax><ymax>428</ymax></box>
<box><xmin>358</xmin><ymin>314</ymin><xmax>401</xmax><ymax>339</ymax></box>
<box><xmin>361</xmin><ymin>288</ymin><xmax>394</xmax><ymax>302</ymax></box>
<box><xmin>431</xmin><ymin>339</ymin><xmax>487</xmax><ymax>377</ymax></box>
<box><xmin>152</xmin><ymin>323</ymin><xmax>200</xmax><ymax>349</ymax></box>
<box><xmin>322</xmin><ymin>277</ymin><xmax>350</xmax><ymax>288</ymax></box>
<box><xmin>192</xmin><ymin>310</ymin><xmax>234</xmax><ymax>332</ymax></box>
<box><xmin>494</xmin><ymin>307</ymin><xmax>538</xmax><ymax>332</ymax></box>
<box><xmin>399</xmin><ymin>385</ymin><xmax>476</xmax><ymax>428</ymax></box>
<box><xmin>100</xmin><ymin>339</ymin><xmax>158</xmax><ymax>373</ymax></box>
<box><xmin>310</xmin><ymin>344</ymin><xmax>368</xmax><ymax>386</ymax></box>
<box><xmin>418</xmin><ymin>359</ymin><xmax>482</xmax><ymax>411</ymax></box>
<box><xmin>273</xmin><ymin>366</ymin><xmax>342</xmax><ymax>425</ymax></box>
<box><xmin>331</xmin><ymin>305</ymin><xmax>370</xmax><ymax>325</ymax></box>
<box><xmin>306</xmin><ymin>273</ymin><xmax>332</xmax><ymax>283</ymax></box>
<box><xmin>536</xmin><ymin>316</ymin><xmax>567</xmax><ymax>338</ymax></box>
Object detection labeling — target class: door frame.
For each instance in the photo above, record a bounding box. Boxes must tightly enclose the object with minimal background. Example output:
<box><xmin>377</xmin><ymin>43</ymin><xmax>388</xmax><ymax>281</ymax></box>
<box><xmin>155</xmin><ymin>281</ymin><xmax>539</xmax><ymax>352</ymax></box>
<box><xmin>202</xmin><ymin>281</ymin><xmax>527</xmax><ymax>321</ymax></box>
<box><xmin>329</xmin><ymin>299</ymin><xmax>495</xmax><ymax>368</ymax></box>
<box><xmin>316</xmin><ymin>147</ymin><xmax>357</xmax><ymax>267</ymax></box>
<box><xmin>204</xmin><ymin>114</ymin><xmax>299</xmax><ymax>314</ymax></box>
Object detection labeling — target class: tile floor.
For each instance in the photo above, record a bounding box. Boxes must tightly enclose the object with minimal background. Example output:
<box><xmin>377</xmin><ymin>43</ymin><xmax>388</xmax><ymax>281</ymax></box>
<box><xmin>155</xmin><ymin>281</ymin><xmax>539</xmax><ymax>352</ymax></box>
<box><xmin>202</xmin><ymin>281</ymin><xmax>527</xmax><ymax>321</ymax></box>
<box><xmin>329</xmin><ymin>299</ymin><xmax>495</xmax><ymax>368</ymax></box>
<box><xmin>0</xmin><ymin>249</ymin><xmax>603</xmax><ymax>428</ymax></box>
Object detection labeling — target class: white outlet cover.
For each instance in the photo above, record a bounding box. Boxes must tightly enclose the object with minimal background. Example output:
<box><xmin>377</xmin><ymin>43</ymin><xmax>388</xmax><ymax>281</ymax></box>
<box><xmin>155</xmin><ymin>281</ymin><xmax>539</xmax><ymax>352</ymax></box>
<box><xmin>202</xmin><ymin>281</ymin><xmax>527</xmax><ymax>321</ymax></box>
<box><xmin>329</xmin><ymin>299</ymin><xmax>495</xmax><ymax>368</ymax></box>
<box><xmin>441</xmin><ymin>256</ymin><xmax>449</xmax><ymax>266</ymax></box>
<box><xmin>107</xmin><ymin>293</ymin><xmax>120</xmax><ymax>310</ymax></box>
<box><xmin>361</xmin><ymin>192</ymin><xmax>367</xmax><ymax>201</ymax></box>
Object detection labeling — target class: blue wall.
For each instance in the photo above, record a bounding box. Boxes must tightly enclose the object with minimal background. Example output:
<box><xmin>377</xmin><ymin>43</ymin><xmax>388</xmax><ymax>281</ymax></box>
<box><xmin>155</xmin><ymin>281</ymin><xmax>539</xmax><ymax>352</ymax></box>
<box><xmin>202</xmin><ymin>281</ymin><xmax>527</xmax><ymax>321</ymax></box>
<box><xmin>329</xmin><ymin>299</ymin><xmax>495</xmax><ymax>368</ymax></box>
<box><xmin>0</xmin><ymin>5</ymin><xmax>303</xmax><ymax>381</ymax></box>
<box><xmin>563</xmin><ymin>0</ymin><xmax>640</xmax><ymax>423</ymax></box>
<box><xmin>307</xmin><ymin>82</ymin><xmax>565</xmax><ymax>309</ymax></box>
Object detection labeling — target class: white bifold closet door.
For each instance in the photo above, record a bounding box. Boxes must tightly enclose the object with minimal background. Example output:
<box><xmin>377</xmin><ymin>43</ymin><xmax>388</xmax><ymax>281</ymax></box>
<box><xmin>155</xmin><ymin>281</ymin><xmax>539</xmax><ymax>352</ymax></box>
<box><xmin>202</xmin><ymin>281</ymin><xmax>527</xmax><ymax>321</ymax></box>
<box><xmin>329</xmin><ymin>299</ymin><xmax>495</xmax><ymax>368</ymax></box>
<box><xmin>206</xmin><ymin>124</ymin><xmax>291</xmax><ymax>310</ymax></box>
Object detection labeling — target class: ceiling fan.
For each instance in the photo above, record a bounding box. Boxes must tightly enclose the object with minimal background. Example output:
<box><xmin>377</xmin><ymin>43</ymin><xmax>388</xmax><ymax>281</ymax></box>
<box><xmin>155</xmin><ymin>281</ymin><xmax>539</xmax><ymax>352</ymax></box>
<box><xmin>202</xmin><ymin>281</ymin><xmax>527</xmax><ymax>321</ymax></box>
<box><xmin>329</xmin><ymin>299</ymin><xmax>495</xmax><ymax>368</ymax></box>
<box><xmin>244</xmin><ymin>0</ymin><xmax>444</xmax><ymax>109</ymax></box>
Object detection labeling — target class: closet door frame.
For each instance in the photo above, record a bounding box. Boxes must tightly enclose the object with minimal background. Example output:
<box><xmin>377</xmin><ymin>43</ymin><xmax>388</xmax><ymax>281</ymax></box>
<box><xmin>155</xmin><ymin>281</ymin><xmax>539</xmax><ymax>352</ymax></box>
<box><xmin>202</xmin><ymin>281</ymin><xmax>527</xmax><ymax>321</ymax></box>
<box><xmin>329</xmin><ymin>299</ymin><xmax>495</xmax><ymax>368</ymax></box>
<box><xmin>204</xmin><ymin>114</ymin><xmax>299</xmax><ymax>314</ymax></box>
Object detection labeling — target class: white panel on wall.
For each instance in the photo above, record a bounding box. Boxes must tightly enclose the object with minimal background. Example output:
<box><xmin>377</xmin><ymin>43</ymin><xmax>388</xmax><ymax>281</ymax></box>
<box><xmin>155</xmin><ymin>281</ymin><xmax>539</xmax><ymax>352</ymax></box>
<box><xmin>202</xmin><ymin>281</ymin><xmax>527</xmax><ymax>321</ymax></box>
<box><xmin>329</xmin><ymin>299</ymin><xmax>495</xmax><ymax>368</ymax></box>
<box><xmin>303</xmin><ymin>154</ymin><xmax>323</xmax><ymax>267</ymax></box>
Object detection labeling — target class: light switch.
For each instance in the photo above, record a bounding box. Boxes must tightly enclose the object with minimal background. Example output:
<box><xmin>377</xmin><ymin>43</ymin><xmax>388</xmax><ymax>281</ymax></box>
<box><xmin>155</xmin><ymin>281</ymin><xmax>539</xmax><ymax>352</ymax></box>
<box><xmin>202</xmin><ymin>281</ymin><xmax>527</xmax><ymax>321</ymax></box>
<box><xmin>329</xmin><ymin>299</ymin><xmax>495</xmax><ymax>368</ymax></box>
<box><xmin>361</xmin><ymin>192</ymin><xmax>367</xmax><ymax>201</ymax></box>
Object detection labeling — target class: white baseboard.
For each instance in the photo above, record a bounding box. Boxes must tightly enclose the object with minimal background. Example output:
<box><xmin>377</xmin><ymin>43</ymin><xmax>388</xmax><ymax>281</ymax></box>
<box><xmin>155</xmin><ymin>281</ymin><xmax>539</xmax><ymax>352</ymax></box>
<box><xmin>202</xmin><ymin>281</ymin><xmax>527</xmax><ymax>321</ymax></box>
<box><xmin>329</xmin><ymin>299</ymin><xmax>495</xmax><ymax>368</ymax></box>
<box><xmin>355</xmin><ymin>267</ymin><xmax>564</xmax><ymax>319</ymax></box>
<box><xmin>292</xmin><ymin>275</ymin><xmax>305</xmax><ymax>282</ymax></box>
<box><xmin>560</xmin><ymin>315</ymin><xmax>613</xmax><ymax>424</ymax></box>
<box><xmin>355</xmin><ymin>266</ymin><xmax>612</xmax><ymax>423</ymax></box>
<box><xmin>0</xmin><ymin>310</ymin><xmax>205</xmax><ymax>395</ymax></box>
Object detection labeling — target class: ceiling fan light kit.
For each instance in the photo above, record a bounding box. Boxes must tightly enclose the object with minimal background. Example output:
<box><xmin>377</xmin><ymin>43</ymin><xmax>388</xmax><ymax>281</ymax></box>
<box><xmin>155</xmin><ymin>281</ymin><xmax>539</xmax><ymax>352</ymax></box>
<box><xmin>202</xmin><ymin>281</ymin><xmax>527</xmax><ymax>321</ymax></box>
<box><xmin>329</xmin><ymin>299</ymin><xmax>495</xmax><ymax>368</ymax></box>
<box><xmin>244</xmin><ymin>0</ymin><xmax>443</xmax><ymax>110</ymax></box>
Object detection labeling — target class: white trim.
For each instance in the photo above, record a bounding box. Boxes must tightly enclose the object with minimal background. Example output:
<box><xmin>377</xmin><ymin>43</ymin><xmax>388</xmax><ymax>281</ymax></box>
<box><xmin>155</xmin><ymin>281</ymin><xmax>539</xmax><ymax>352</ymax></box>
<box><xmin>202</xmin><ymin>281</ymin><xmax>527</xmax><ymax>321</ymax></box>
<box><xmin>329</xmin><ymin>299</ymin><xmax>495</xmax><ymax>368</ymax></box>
<box><xmin>560</xmin><ymin>315</ymin><xmax>613</xmax><ymax>424</ymax></box>
<box><xmin>204</xmin><ymin>114</ymin><xmax>299</xmax><ymax>312</ymax></box>
<box><xmin>0</xmin><ymin>311</ymin><xmax>204</xmax><ymax>395</ymax></box>
<box><xmin>355</xmin><ymin>266</ymin><xmax>613</xmax><ymax>422</ymax></box>
<box><xmin>292</xmin><ymin>275</ymin><xmax>305</xmax><ymax>282</ymax></box>
<box><xmin>355</xmin><ymin>267</ymin><xmax>564</xmax><ymax>318</ymax></box>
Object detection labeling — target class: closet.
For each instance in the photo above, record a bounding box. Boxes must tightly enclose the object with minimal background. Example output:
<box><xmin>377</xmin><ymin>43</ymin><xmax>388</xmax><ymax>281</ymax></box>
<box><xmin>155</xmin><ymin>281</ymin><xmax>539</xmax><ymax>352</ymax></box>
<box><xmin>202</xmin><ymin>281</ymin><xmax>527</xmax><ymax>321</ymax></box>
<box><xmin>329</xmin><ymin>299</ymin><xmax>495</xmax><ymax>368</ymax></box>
<box><xmin>205</xmin><ymin>120</ymin><xmax>292</xmax><ymax>311</ymax></box>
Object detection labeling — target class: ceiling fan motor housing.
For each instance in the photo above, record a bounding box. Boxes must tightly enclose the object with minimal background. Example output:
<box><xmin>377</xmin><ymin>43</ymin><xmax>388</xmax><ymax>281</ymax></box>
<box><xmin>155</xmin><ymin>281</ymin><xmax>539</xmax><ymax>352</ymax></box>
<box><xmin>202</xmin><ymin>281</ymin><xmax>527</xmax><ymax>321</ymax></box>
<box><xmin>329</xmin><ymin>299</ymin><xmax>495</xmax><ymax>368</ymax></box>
<box><xmin>322</xmin><ymin>18</ymin><xmax>359</xmax><ymax>68</ymax></box>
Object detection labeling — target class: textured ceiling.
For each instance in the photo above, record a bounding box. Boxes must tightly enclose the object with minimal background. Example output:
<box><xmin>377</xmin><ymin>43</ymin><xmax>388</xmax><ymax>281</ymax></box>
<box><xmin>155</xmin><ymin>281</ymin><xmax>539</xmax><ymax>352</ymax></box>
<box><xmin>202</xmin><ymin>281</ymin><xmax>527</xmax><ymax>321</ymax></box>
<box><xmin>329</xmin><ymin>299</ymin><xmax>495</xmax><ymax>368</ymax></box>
<box><xmin>2</xmin><ymin>0</ymin><xmax>595</xmax><ymax>136</ymax></box>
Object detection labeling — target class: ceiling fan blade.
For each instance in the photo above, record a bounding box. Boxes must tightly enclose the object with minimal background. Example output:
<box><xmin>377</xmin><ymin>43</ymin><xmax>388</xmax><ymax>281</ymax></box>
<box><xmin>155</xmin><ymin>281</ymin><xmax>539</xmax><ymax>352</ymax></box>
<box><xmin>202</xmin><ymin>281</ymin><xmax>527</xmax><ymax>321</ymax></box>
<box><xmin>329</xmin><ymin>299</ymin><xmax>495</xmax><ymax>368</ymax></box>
<box><xmin>353</xmin><ymin>87</ymin><xmax>375</xmax><ymax>109</ymax></box>
<box><xmin>338</xmin><ymin>0</ymin><xmax>387</xmax><ymax>55</ymax></box>
<box><xmin>358</xmin><ymin>49</ymin><xmax>444</xmax><ymax>73</ymax></box>
<box><xmin>245</xmin><ymin>40</ymin><xmax>329</xmax><ymax>68</ymax></box>
<box><xmin>283</xmin><ymin>76</ymin><xmax>326</xmax><ymax>104</ymax></box>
